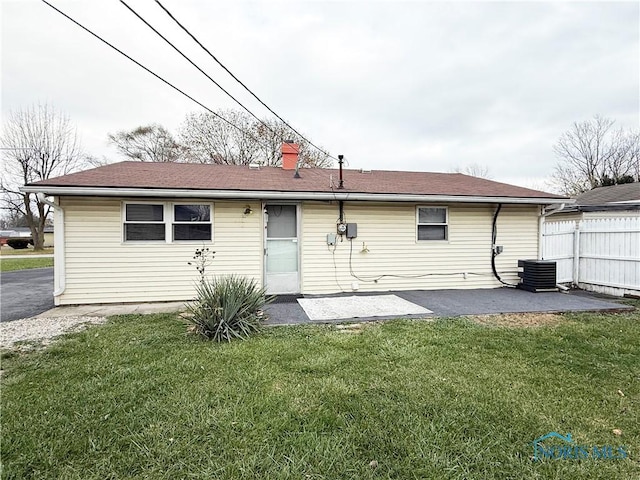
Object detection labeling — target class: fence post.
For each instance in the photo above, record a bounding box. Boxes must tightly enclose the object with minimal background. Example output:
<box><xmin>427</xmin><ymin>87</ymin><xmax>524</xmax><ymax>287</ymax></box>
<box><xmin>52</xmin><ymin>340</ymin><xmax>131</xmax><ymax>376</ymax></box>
<box><xmin>572</xmin><ymin>224</ymin><xmax>580</xmax><ymax>286</ymax></box>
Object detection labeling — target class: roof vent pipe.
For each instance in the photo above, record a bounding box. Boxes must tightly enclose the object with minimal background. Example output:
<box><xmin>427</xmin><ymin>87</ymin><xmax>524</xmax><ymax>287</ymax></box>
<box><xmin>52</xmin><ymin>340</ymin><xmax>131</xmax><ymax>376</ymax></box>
<box><xmin>338</xmin><ymin>155</ymin><xmax>345</xmax><ymax>189</ymax></box>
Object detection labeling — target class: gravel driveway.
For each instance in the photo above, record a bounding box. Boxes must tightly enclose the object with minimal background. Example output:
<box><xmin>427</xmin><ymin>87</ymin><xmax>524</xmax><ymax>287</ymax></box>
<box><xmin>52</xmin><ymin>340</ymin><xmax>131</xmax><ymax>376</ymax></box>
<box><xmin>1</xmin><ymin>267</ymin><xmax>54</xmax><ymax>322</ymax></box>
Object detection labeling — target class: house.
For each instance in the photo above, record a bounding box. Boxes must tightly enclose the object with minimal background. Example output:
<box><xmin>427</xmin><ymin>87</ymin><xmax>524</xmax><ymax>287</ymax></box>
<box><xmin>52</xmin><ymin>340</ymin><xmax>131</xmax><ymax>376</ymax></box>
<box><xmin>23</xmin><ymin>143</ymin><xmax>567</xmax><ymax>306</ymax></box>
<box><xmin>542</xmin><ymin>183</ymin><xmax>639</xmax><ymax>297</ymax></box>
<box><xmin>548</xmin><ymin>183</ymin><xmax>640</xmax><ymax>222</ymax></box>
<box><xmin>0</xmin><ymin>226</ymin><xmax>54</xmax><ymax>247</ymax></box>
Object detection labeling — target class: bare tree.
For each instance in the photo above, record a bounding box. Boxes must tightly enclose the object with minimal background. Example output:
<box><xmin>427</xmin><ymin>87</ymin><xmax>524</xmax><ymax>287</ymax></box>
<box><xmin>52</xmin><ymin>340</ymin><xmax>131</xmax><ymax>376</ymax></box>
<box><xmin>1</xmin><ymin>104</ymin><xmax>84</xmax><ymax>250</ymax></box>
<box><xmin>109</xmin><ymin>124</ymin><xmax>183</xmax><ymax>163</ymax></box>
<box><xmin>179</xmin><ymin>109</ymin><xmax>332</xmax><ymax>167</ymax></box>
<box><xmin>451</xmin><ymin>163</ymin><xmax>492</xmax><ymax>179</ymax></box>
<box><xmin>179</xmin><ymin>110</ymin><xmax>262</xmax><ymax>165</ymax></box>
<box><xmin>552</xmin><ymin>115</ymin><xmax>639</xmax><ymax>195</ymax></box>
<box><xmin>620</xmin><ymin>130</ymin><xmax>640</xmax><ymax>183</ymax></box>
<box><xmin>254</xmin><ymin>117</ymin><xmax>332</xmax><ymax>168</ymax></box>
<box><xmin>0</xmin><ymin>210</ymin><xmax>29</xmax><ymax>229</ymax></box>
<box><xmin>83</xmin><ymin>154</ymin><xmax>113</xmax><ymax>168</ymax></box>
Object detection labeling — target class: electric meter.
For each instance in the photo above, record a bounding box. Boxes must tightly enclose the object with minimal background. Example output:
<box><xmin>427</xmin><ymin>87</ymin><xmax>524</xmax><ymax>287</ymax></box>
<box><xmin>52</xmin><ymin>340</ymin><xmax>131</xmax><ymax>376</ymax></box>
<box><xmin>337</xmin><ymin>222</ymin><xmax>347</xmax><ymax>235</ymax></box>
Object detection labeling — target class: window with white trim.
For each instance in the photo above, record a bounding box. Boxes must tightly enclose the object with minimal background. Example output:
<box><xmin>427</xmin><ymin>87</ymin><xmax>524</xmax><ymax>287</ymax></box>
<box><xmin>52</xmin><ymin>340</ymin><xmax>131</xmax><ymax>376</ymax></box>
<box><xmin>124</xmin><ymin>203</ymin><xmax>165</xmax><ymax>241</ymax></box>
<box><xmin>123</xmin><ymin>202</ymin><xmax>213</xmax><ymax>243</ymax></box>
<box><xmin>417</xmin><ymin>206</ymin><xmax>448</xmax><ymax>241</ymax></box>
<box><xmin>173</xmin><ymin>204</ymin><xmax>212</xmax><ymax>241</ymax></box>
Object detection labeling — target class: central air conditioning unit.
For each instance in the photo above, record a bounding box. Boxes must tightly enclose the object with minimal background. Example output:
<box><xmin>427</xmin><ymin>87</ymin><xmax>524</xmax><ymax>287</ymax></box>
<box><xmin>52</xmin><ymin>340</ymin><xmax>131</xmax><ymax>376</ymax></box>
<box><xmin>517</xmin><ymin>260</ymin><xmax>558</xmax><ymax>292</ymax></box>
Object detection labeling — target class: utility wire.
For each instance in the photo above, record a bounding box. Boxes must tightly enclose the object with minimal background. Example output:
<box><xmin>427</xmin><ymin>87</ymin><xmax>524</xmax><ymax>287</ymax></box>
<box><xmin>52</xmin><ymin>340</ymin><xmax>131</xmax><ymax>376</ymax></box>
<box><xmin>120</xmin><ymin>0</ymin><xmax>280</xmax><ymax>141</ymax></box>
<box><xmin>154</xmin><ymin>0</ymin><xmax>338</xmax><ymax>162</ymax></box>
<box><xmin>41</xmin><ymin>0</ymin><xmax>269</xmax><ymax>150</ymax></box>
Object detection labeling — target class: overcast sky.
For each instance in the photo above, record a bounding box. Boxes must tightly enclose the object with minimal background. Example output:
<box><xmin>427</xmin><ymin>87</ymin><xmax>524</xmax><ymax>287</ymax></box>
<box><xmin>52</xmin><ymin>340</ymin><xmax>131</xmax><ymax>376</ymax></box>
<box><xmin>2</xmin><ymin>0</ymin><xmax>639</xmax><ymax>191</ymax></box>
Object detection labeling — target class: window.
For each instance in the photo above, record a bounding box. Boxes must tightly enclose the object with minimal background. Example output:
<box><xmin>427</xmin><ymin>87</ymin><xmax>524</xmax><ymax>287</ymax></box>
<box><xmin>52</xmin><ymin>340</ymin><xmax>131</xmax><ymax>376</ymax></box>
<box><xmin>123</xmin><ymin>202</ymin><xmax>213</xmax><ymax>243</ymax></box>
<box><xmin>124</xmin><ymin>203</ymin><xmax>165</xmax><ymax>241</ymax></box>
<box><xmin>417</xmin><ymin>206</ymin><xmax>448</xmax><ymax>241</ymax></box>
<box><xmin>173</xmin><ymin>204</ymin><xmax>212</xmax><ymax>241</ymax></box>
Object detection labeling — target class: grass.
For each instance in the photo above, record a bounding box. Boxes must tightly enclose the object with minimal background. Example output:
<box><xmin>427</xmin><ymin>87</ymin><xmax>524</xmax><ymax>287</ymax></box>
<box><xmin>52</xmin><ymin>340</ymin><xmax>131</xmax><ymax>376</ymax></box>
<box><xmin>0</xmin><ymin>246</ymin><xmax>54</xmax><ymax>256</ymax></box>
<box><xmin>1</xmin><ymin>308</ymin><xmax>638</xmax><ymax>479</ymax></box>
<box><xmin>0</xmin><ymin>257</ymin><xmax>54</xmax><ymax>272</ymax></box>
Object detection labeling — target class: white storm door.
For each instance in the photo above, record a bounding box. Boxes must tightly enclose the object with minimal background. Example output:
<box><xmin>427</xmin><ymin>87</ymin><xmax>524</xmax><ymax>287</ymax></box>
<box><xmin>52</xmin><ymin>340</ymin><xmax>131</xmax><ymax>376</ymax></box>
<box><xmin>265</xmin><ymin>204</ymin><xmax>299</xmax><ymax>294</ymax></box>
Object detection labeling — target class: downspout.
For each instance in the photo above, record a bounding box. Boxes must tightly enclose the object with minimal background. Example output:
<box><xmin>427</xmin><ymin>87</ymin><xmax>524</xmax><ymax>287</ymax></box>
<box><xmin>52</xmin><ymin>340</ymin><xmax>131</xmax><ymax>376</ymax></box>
<box><xmin>37</xmin><ymin>194</ymin><xmax>65</xmax><ymax>300</ymax></box>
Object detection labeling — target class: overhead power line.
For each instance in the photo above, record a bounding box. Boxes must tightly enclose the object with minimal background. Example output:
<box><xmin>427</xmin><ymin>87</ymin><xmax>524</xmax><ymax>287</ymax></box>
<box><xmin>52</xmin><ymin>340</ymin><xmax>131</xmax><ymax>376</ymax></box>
<box><xmin>154</xmin><ymin>0</ymin><xmax>337</xmax><ymax>162</ymax></box>
<box><xmin>119</xmin><ymin>0</ymin><xmax>280</xmax><ymax>141</ymax></box>
<box><xmin>40</xmin><ymin>0</ymin><xmax>269</xmax><ymax>151</ymax></box>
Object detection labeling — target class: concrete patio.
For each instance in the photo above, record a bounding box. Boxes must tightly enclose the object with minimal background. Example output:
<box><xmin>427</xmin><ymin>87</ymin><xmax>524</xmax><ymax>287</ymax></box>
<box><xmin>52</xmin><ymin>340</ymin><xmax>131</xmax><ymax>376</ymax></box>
<box><xmin>30</xmin><ymin>287</ymin><xmax>634</xmax><ymax>324</ymax></box>
<box><xmin>264</xmin><ymin>288</ymin><xmax>633</xmax><ymax>325</ymax></box>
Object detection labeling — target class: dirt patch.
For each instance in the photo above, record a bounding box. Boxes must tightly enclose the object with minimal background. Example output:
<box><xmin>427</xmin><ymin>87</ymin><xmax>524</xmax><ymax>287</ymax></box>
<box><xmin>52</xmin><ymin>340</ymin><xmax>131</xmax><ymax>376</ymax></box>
<box><xmin>469</xmin><ymin>312</ymin><xmax>567</xmax><ymax>328</ymax></box>
<box><xmin>335</xmin><ymin>322</ymin><xmax>371</xmax><ymax>334</ymax></box>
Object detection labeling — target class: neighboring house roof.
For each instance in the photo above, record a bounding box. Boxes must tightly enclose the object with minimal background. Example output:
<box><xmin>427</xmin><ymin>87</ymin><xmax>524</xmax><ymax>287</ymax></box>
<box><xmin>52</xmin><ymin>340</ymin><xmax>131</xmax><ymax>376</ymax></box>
<box><xmin>575</xmin><ymin>183</ymin><xmax>640</xmax><ymax>206</ymax></box>
<box><xmin>24</xmin><ymin>161</ymin><xmax>567</xmax><ymax>204</ymax></box>
<box><xmin>555</xmin><ymin>183</ymin><xmax>640</xmax><ymax>213</ymax></box>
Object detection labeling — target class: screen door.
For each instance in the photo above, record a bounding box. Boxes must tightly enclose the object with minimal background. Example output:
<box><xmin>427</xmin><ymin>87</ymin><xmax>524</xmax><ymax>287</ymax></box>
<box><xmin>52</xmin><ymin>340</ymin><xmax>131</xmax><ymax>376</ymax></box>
<box><xmin>264</xmin><ymin>204</ymin><xmax>299</xmax><ymax>294</ymax></box>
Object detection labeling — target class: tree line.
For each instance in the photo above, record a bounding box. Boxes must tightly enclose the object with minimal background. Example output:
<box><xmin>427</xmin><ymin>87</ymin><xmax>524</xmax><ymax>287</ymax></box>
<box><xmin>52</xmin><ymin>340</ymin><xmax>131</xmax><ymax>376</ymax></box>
<box><xmin>1</xmin><ymin>104</ymin><xmax>330</xmax><ymax>249</ymax></box>
<box><xmin>552</xmin><ymin>115</ymin><xmax>639</xmax><ymax>195</ymax></box>
<box><xmin>107</xmin><ymin>109</ymin><xmax>331</xmax><ymax>168</ymax></box>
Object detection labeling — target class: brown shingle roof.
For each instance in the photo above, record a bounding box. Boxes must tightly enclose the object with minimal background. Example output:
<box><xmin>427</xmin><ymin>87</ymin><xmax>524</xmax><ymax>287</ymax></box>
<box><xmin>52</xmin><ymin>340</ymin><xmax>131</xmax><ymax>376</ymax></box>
<box><xmin>29</xmin><ymin>161</ymin><xmax>565</xmax><ymax>199</ymax></box>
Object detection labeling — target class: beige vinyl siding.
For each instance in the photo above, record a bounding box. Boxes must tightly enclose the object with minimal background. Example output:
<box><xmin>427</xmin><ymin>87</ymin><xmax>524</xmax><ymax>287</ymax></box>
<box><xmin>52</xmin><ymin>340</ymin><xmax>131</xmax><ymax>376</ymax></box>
<box><xmin>59</xmin><ymin>196</ymin><xmax>540</xmax><ymax>304</ymax></box>
<box><xmin>59</xmin><ymin>197</ymin><xmax>262</xmax><ymax>305</ymax></box>
<box><xmin>300</xmin><ymin>202</ymin><xmax>539</xmax><ymax>294</ymax></box>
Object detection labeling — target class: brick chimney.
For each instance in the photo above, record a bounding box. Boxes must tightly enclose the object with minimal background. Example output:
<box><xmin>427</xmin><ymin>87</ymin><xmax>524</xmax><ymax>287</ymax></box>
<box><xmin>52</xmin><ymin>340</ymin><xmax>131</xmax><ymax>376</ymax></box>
<box><xmin>281</xmin><ymin>141</ymin><xmax>299</xmax><ymax>170</ymax></box>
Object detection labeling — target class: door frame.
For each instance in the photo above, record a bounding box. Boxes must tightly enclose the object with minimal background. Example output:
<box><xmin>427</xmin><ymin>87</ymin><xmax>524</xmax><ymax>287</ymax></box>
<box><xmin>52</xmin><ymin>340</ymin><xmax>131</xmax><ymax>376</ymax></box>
<box><xmin>262</xmin><ymin>201</ymin><xmax>302</xmax><ymax>294</ymax></box>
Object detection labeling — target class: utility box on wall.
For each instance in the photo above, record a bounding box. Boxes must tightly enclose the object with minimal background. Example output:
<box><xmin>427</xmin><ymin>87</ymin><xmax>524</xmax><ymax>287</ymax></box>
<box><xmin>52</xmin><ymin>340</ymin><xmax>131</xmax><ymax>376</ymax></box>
<box><xmin>346</xmin><ymin>223</ymin><xmax>357</xmax><ymax>239</ymax></box>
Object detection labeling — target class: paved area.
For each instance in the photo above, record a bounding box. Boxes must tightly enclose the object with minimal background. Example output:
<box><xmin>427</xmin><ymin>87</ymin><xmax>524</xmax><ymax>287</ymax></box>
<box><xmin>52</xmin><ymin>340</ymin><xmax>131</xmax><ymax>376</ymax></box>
<box><xmin>22</xmin><ymin>287</ymin><xmax>633</xmax><ymax>325</ymax></box>
<box><xmin>32</xmin><ymin>301</ymin><xmax>187</xmax><ymax>318</ymax></box>
<box><xmin>264</xmin><ymin>288</ymin><xmax>633</xmax><ymax>325</ymax></box>
<box><xmin>396</xmin><ymin>288</ymin><xmax>630</xmax><ymax>317</ymax></box>
<box><xmin>1</xmin><ymin>267</ymin><xmax>54</xmax><ymax>322</ymax></box>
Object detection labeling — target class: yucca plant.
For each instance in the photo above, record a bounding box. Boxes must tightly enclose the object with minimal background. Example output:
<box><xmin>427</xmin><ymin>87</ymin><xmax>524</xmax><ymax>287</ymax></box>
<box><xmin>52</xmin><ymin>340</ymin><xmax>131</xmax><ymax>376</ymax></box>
<box><xmin>186</xmin><ymin>275</ymin><xmax>271</xmax><ymax>342</ymax></box>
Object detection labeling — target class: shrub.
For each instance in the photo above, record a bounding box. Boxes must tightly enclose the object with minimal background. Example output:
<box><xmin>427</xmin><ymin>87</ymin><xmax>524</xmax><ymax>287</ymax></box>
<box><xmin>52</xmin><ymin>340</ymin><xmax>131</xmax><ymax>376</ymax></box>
<box><xmin>185</xmin><ymin>275</ymin><xmax>271</xmax><ymax>342</ymax></box>
<box><xmin>7</xmin><ymin>239</ymin><xmax>29</xmax><ymax>249</ymax></box>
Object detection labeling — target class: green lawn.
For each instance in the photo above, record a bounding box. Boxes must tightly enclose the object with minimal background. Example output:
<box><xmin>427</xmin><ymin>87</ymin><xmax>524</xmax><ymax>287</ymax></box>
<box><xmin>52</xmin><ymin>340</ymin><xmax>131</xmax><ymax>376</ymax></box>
<box><xmin>0</xmin><ymin>257</ymin><xmax>54</xmax><ymax>272</ymax></box>
<box><xmin>0</xmin><ymin>246</ymin><xmax>54</xmax><ymax>256</ymax></box>
<box><xmin>1</xmin><ymin>309</ymin><xmax>638</xmax><ymax>479</ymax></box>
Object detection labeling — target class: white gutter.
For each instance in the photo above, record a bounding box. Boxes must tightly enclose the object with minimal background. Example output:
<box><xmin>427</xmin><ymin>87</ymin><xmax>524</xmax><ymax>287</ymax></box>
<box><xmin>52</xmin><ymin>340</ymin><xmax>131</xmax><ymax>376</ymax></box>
<box><xmin>22</xmin><ymin>185</ymin><xmax>570</xmax><ymax>205</ymax></box>
<box><xmin>37</xmin><ymin>193</ymin><xmax>65</xmax><ymax>300</ymax></box>
<box><xmin>538</xmin><ymin>202</ymin><xmax>566</xmax><ymax>261</ymax></box>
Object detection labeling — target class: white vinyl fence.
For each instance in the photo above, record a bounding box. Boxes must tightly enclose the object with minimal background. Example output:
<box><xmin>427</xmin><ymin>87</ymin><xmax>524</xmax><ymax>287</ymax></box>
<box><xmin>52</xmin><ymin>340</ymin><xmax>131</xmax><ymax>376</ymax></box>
<box><xmin>542</xmin><ymin>217</ymin><xmax>640</xmax><ymax>296</ymax></box>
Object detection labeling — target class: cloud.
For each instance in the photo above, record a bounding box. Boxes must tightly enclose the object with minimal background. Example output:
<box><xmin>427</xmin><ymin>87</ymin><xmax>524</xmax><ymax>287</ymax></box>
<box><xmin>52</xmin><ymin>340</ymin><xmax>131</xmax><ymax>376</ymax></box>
<box><xmin>2</xmin><ymin>0</ymin><xmax>638</xmax><ymax>188</ymax></box>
